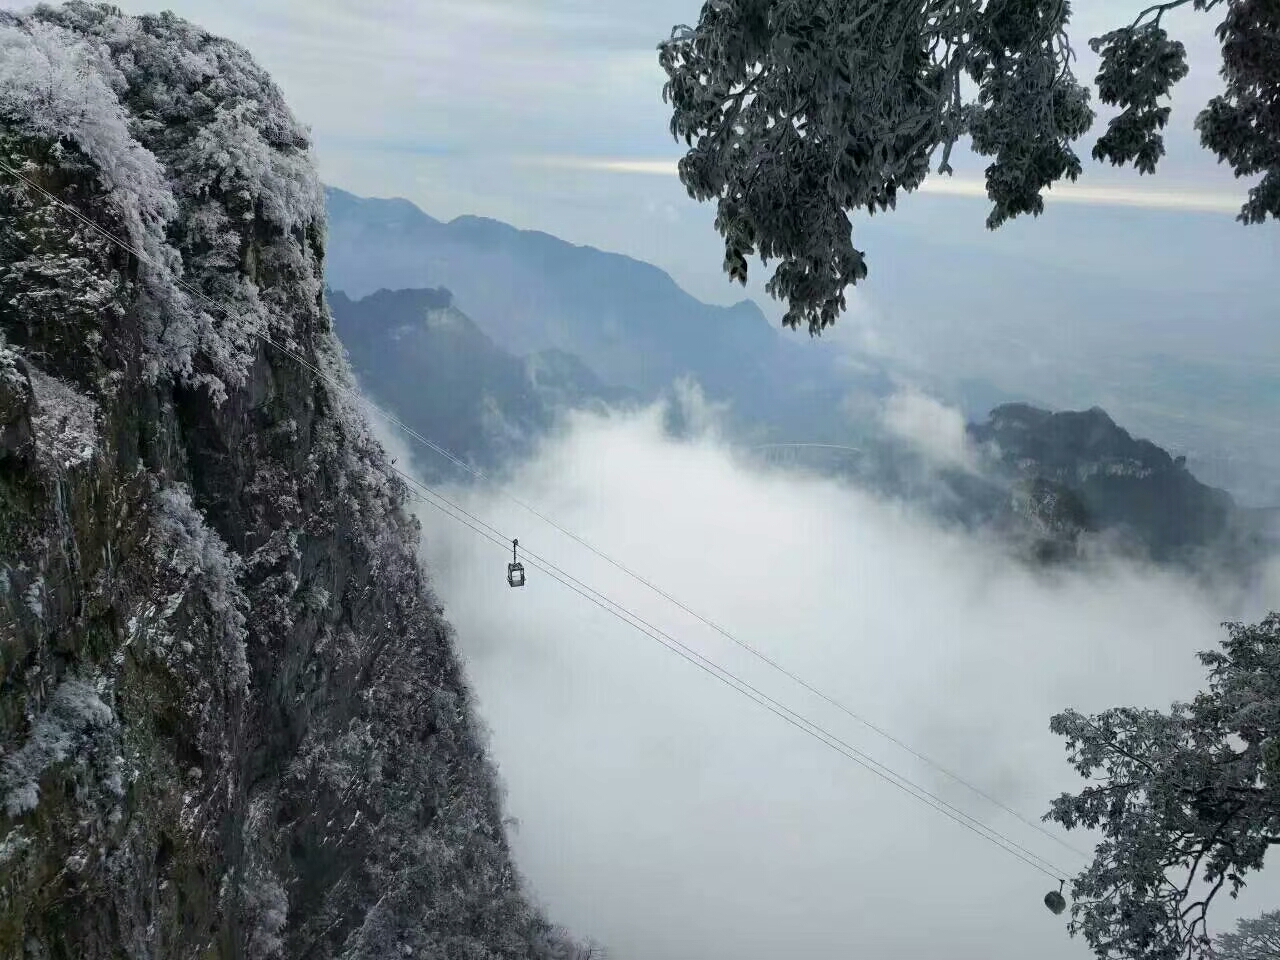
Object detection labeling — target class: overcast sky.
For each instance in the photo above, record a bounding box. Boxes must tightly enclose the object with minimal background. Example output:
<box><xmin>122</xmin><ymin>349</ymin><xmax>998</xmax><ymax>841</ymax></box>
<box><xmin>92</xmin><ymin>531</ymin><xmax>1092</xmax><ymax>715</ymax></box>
<box><xmin>11</xmin><ymin>0</ymin><xmax>1270</xmax><ymax>312</ymax></box>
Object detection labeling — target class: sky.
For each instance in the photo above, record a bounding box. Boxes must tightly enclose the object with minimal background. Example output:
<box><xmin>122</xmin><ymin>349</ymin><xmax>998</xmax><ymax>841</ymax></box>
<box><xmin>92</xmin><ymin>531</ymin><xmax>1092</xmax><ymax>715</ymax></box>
<box><xmin>374</xmin><ymin>395</ymin><xmax>1280</xmax><ymax>960</ymax></box>
<box><xmin>16</xmin><ymin>0</ymin><xmax>1276</xmax><ymax>502</ymax></box>
<box><xmin>7</xmin><ymin>0</ymin><xmax>1266</xmax><ymax>308</ymax></box>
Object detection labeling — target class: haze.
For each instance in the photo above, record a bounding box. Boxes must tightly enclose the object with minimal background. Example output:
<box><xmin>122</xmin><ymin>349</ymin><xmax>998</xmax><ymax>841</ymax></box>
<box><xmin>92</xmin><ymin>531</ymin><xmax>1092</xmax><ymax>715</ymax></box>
<box><xmin>373</xmin><ymin>395</ymin><xmax>1280</xmax><ymax>960</ymax></box>
<box><xmin>20</xmin><ymin>0</ymin><xmax>1278</xmax><ymax>500</ymax></box>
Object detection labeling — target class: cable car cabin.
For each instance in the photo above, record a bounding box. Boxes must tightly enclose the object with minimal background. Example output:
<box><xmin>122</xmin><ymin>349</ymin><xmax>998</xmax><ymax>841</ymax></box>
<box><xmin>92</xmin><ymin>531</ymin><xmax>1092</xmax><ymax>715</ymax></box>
<box><xmin>507</xmin><ymin>539</ymin><xmax>526</xmax><ymax>588</ymax></box>
<box><xmin>507</xmin><ymin>562</ymin><xmax>526</xmax><ymax>588</ymax></box>
<box><xmin>1044</xmin><ymin>881</ymin><xmax>1067</xmax><ymax>915</ymax></box>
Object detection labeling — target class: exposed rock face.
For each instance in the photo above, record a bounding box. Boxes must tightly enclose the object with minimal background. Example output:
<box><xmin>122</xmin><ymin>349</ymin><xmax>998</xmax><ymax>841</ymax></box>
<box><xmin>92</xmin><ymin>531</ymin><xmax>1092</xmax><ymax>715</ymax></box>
<box><xmin>0</xmin><ymin>5</ymin><xmax>584</xmax><ymax>958</ymax></box>
<box><xmin>969</xmin><ymin>403</ymin><xmax>1243</xmax><ymax>564</ymax></box>
<box><xmin>329</xmin><ymin>287</ymin><xmax>637</xmax><ymax>481</ymax></box>
<box><xmin>0</xmin><ymin>351</ymin><xmax>34</xmax><ymax>464</ymax></box>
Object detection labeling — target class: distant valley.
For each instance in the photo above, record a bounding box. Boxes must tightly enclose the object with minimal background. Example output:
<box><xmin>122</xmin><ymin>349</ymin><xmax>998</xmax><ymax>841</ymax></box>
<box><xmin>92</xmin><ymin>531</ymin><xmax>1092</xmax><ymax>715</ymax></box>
<box><xmin>322</xmin><ymin>189</ymin><xmax>1277</xmax><ymax>576</ymax></box>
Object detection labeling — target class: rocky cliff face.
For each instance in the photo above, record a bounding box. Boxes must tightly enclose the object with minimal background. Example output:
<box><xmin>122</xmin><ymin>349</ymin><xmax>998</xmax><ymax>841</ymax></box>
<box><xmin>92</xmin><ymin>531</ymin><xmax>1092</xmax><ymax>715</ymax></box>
<box><xmin>0</xmin><ymin>5</ymin><xmax>583</xmax><ymax>958</ymax></box>
<box><xmin>328</xmin><ymin>287</ymin><xmax>637</xmax><ymax>481</ymax></box>
<box><xmin>968</xmin><ymin>403</ymin><xmax>1248</xmax><ymax>565</ymax></box>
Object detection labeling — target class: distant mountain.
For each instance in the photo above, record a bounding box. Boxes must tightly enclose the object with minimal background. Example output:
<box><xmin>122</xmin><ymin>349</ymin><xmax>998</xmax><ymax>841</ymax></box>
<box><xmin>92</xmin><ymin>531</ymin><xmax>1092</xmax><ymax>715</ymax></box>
<box><xmin>968</xmin><ymin>403</ymin><xmax>1261</xmax><ymax>565</ymax></box>
<box><xmin>329</xmin><ymin>287</ymin><xmax>637</xmax><ymax>478</ymax></box>
<box><xmin>321</xmin><ymin>190</ymin><xmax>1271</xmax><ymax>575</ymax></box>
<box><xmin>322</xmin><ymin>186</ymin><xmax>890</xmax><ymax>440</ymax></box>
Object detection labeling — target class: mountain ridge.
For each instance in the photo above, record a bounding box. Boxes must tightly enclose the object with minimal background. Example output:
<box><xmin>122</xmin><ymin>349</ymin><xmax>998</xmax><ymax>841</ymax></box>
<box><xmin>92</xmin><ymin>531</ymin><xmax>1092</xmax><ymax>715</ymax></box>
<box><xmin>968</xmin><ymin>402</ymin><xmax>1253</xmax><ymax>564</ymax></box>
<box><xmin>322</xmin><ymin>185</ymin><xmax>887</xmax><ymax>442</ymax></box>
<box><xmin>326</xmin><ymin>185</ymin><xmax>767</xmax><ymax>321</ymax></box>
<box><xmin>329</xmin><ymin>286</ymin><xmax>639</xmax><ymax>479</ymax></box>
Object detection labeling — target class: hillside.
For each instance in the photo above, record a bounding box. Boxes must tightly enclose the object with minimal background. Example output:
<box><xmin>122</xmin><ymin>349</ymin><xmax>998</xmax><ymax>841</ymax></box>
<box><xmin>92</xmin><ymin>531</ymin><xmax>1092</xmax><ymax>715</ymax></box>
<box><xmin>329</xmin><ymin>287</ymin><xmax>637</xmax><ymax>479</ymax></box>
<box><xmin>968</xmin><ymin>403</ymin><xmax>1256</xmax><ymax>565</ymax></box>
<box><xmin>0</xmin><ymin>5</ymin><xmax>585</xmax><ymax>957</ymax></box>
<box><xmin>323</xmin><ymin>187</ymin><xmax>890</xmax><ymax>440</ymax></box>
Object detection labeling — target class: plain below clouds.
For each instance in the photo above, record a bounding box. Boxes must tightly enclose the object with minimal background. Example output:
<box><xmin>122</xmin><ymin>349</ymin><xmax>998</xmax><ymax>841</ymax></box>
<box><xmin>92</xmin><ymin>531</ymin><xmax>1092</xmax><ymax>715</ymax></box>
<box><xmin>378</xmin><ymin>400</ymin><xmax>1280</xmax><ymax>960</ymax></box>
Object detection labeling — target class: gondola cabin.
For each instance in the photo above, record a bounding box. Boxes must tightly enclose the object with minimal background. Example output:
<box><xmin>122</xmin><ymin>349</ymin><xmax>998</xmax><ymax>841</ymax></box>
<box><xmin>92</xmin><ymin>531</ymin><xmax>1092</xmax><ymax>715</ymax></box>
<box><xmin>507</xmin><ymin>539</ymin><xmax>526</xmax><ymax>588</ymax></box>
<box><xmin>1044</xmin><ymin>881</ymin><xmax>1066</xmax><ymax>915</ymax></box>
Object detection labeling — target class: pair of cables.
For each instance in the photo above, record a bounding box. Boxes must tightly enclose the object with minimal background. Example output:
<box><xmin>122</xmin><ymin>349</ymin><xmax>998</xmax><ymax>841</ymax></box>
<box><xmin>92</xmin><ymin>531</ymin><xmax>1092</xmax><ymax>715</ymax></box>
<box><xmin>0</xmin><ymin>156</ymin><xmax>1085</xmax><ymax>887</ymax></box>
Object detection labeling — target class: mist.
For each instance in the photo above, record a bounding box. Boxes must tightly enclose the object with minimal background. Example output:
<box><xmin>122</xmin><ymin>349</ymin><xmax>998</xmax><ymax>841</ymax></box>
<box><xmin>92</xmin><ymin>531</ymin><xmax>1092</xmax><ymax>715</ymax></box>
<box><xmin>374</xmin><ymin>396</ymin><xmax>1280</xmax><ymax>960</ymax></box>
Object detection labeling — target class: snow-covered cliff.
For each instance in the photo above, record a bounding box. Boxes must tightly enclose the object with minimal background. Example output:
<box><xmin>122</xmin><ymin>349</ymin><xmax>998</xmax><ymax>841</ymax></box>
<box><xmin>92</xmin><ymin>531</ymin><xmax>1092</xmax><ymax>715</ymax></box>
<box><xmin>0</xmin><ymin>4</ymin><xmax>587</xmax><ymax>957</ymax></box>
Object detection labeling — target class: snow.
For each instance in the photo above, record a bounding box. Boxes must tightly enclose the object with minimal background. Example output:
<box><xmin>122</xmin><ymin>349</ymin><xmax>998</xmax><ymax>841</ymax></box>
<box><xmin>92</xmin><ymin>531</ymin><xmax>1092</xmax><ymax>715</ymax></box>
<box><xmin>0</xmin><ymin>827</ymin><xmax>30</xmax><ymax>866</ymax></box>
<box><xmin>242</xmin><ymin>865</ymin><xmax>288</xmax><ymax>960</ymax></box>
<box><xmin>185</xmin><ymin>101</ymin><xmax>323</xmax><ymax>235</ymax></box>
<box><xmin>22</xmin><ymin>576</ymin><xmax>43</xmax><ymax>622</ymax></box>
<box><xmin>0</xmin><ymin>344</ymin><xmax>28</xmax><ymax>396</ymax></box>
<box><xmin>2</xmin><ymin>7</ymin><xmax>326</xmax><ymax>406</ymax></box>
<box><xmin>1</xmin><ymin>678</ymin><xmax>116</xmax><ymax>817</ymax></box>
<box><xmin>0</xmin><ymin>20</ymin><xmax>177</xmax><ymax>250</ymax></box>
<box><xmin>27</xmin><ymin>366</ymin><xmax>98</xmax><ymax>471</ymax></box>
<box><xmin>152</xmin><ymin>484</ymin><xmax>251</xmax><ymax>693</ymax></box>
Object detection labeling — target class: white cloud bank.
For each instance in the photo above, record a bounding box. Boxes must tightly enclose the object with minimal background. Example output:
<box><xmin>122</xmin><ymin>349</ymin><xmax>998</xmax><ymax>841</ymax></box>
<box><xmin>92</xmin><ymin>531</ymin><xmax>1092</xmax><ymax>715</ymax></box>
<box><xmin>881</xmin><ymin>388</ymin><xmax>979</xmax><ymax>471</ymax></box>
<box><xmin>375</xmin><ymin>400</ymin><xmax>1280</xmax><ymax>960</ymax></box>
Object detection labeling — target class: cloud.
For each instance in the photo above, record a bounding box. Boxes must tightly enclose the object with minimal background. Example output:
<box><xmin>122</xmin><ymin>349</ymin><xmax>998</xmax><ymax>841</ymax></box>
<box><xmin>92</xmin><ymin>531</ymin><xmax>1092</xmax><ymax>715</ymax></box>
<box><xmin>372</xmin><ymin>399</ymin><xmax>1280</xmax><ymax>960</ymax></box>
<box><xmin>520</xmin><ymin>155</ymin><xmax>1246</xmax><ymax>215</ymax></box>
<box><xmin>881</xmin><ymin>388</ymin><xmax>979</xmax><ymax>471</ymax></box>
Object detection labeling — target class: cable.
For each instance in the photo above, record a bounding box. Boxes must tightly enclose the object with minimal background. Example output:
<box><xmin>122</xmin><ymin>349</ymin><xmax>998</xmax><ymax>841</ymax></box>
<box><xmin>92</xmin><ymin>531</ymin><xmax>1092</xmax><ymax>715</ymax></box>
<box><xmin>393</xmin><ymin>468</ymin><xmax>1071</xmax><ymax>881</ymax></box>
<box><xmin>751</xmin><ymin>442</ymin><xmax>864</xmax><ymax>454</ymax></box>
<box><xmin>0</xmin><ymin>156</ymin><xmax>1083</xmax><ymax>860</ymax></box>
<box><xmin>0</xmin><ymin>157</ymin><xmax>1079</xmax><ymax>881</ymax></box>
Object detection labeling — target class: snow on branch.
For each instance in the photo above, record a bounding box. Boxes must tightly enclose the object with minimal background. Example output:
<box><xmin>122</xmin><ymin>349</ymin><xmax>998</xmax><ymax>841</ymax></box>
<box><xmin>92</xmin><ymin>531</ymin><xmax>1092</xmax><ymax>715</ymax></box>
<box><xmin>0</xmin><ymin>19</ymin><xmax>176</xmax><ymax>248</ymax></box>
<box><xmin>152</xmin><ymin>483</ymin><xmax>251</xmax><ymax>693</ymax></box>
<box><xmin>27</xmin><ymin>365</ymin><xmax>98</xmax><ymax>471</ymax></box>
<box><xmin>1</xmin><ymin>677</ymin><xmax>116</xmax><ymax>817</ymax></box>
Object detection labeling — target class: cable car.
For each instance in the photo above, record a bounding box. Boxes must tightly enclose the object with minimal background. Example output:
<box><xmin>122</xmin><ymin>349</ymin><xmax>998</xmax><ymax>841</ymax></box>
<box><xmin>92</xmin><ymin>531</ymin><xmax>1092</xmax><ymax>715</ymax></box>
<box><xmin>1044</xmin><ymin>880</ymin><xmax>1067</xmax><ymax>915</ymax></box>
<box><xmin>507</xmin><ymin>539</ymin><xmax>526</xmax><ymax>588</ymax></box>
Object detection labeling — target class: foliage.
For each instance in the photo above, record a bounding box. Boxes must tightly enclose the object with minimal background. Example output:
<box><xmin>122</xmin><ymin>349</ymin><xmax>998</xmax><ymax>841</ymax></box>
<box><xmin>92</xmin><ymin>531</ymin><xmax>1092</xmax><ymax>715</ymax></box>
<box><xmin>0</xmin><ymin>2</ymin><xmax>325</xmax><ymax>402</ymax></box>
<box><xmin>0</xmin><ymin>677</ymin><xmax>118</xmax><ymax>817</ymax></box>
<box><xmin>1045</xmin><ymin>613</ymin><xmax>1280</xmax><ymax>960</ymax></box>
<box><xmin>1214</xmin><ymin>909</ymin><xmax>1280</xmax><ymax>960</ymax></box>
<box><xmin>659</xmin><ymin>0</ymin><xmax>1276</xmax><ymax>333</ymax></box>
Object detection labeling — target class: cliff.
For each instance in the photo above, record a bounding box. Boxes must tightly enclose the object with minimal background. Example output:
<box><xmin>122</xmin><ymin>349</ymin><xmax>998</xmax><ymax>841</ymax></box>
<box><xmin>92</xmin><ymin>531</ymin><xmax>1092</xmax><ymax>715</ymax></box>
<box><xmin>0</xmin><ymin>5</ymin><xmax>584</xmax><ymax>958</ymax></box>
<box><xmin>968</xmin><ymin>403</ymin><xmax>1241</xmax><ymax>563</ymax></box>
<box><xmin>329</xmin><ymin>287</ymin><xmax>637</xmax><ymax>481</ymax></box>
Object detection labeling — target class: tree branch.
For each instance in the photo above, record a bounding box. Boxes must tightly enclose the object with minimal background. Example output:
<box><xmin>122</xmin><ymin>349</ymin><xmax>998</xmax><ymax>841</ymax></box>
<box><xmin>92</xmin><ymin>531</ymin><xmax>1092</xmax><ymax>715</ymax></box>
<box><xmin>1129</xmin><ymin>0</ymin><xmax>1225</xmax><ymax>30</ymax></box>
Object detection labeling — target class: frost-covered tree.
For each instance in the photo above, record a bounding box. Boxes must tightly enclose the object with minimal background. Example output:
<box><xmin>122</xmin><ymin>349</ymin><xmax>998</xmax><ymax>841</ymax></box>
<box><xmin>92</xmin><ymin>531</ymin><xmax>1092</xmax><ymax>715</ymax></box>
<box><xmin>659</xmin><ymin>0</ymin><xmax>1280</xmax><ymax>333</ymax></box>
<box><xmin>1214</xmin><ymin>910</ymin><xmax>1280</xmax><ymax>960</ymax></box>
<box><xmin>1045</xmin><ymin>613</ymin><xmax>1280</xmax><ymax>960</ymax></box>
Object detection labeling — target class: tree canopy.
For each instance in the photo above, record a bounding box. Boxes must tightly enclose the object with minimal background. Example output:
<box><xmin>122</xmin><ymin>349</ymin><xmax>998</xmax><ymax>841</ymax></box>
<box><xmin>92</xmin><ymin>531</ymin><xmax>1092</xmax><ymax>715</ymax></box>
<box><xmin>659</xmin><ymin>0</ymin><xmax>1280</xmax><ymax>334</ymax></box>
<box><xmin>1045</xmin><ymin>614</ymin><xmax>1280</xmax><ymax>960</ymax></box>
<box><xmin>1215</xmin><ymin>910</ymin><xmax>1280</xmax><ymax>960</ymax></box>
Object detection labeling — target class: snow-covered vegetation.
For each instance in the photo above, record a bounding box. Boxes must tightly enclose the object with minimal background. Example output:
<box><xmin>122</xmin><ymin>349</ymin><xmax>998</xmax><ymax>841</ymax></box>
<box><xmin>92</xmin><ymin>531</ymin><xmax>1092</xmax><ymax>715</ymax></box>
<box><xmin>1</xmin><ymin>677</ymin><xmax>118</xmax><ymax>817</ymax></box>
<box><xmin>0</xmin><ymin>3</ymin><xmax>588</xmax><ymax>957</ymax></box>
<box><xmin>27</xmin><ymin>366</ymin><xmax>98</xmax><ymax>471</ymax></box>
<box><xmin>0</xmin><ymin>3</ymin><xmax>324</xmax><ymax>404</ymax></box>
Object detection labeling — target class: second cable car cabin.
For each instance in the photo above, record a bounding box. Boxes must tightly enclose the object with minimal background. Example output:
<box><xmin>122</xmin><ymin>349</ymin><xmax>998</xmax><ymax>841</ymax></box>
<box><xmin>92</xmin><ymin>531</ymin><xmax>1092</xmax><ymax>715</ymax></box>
<box><xmin>507</xmin><ymin>539</ymin><xmax>526</xmax><ymax>588</ymax></box>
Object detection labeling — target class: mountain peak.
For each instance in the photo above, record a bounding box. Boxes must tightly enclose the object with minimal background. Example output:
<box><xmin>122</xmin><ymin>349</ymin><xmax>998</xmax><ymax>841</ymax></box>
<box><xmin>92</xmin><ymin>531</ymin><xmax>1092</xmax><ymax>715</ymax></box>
<box><xmin>320</xmin><ymin>188</ymin><xmax>841</xmax><ymax>407</ymax></box>
<box><xmin>970</xmin><ymin>401</ymin><xmax>1241</xmax><ymax>561</ymax></box>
